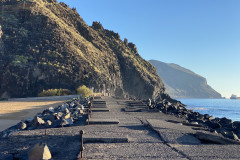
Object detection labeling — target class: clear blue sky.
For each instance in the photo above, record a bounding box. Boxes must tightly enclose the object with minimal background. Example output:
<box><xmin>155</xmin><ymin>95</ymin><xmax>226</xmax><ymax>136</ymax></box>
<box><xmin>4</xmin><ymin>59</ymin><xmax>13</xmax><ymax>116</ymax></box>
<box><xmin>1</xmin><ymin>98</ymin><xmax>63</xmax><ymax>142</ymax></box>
<box><xmin>59</xmin><ymin>0</ymin><xmax>240</xmax><ymax>98</ymax></box>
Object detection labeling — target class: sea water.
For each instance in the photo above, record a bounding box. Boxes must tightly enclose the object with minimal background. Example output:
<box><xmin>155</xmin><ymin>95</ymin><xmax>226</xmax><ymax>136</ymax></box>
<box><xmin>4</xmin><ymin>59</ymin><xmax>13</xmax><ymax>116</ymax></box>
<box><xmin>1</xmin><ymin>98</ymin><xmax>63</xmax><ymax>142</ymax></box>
<box><xmin>177</xmin><ymin>99</ymin><xmax>240</xmax><ymax>121</ymax></box>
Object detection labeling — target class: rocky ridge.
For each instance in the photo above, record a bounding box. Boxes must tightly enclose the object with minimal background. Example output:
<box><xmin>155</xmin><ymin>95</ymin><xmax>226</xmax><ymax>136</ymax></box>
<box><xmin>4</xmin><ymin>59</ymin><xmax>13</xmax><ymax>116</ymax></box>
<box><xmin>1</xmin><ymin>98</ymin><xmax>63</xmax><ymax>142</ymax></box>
<box><xmin>0</xmin><ymin>0</ymin><xmax>167</xmax><ymax>100</ymax></box>
<box><xmin>149</xmin><ymin>60</ymin><xmax>222</xmax><ymax>98</ymax></box>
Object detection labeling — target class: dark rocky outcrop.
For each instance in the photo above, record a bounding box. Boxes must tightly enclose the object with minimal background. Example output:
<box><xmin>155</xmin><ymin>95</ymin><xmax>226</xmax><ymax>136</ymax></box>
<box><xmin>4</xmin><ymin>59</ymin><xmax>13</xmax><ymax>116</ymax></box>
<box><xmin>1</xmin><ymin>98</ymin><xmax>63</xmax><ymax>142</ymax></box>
<box><xmin>149</xmin><ymin>60</ymin><xmax>222</xmax><ymax>98</ymax></box>
<box><xmin>154</xmin><ymin>101</ymin><xmax>240</xmax><ymax>141</ymax></box>
<box><xmin>0</xmin><ymin>0</ymin><xmax>167</xmax><ymax>100</ymax></box>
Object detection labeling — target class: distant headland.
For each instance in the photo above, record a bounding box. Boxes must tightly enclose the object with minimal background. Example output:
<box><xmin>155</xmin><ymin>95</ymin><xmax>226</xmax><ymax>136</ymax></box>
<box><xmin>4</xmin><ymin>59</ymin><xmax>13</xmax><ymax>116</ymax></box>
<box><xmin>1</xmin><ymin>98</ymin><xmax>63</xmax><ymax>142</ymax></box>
<box><xmin>230</xmin><ymin>94</ymin><xmax>240</xmax><ymax>99</ymax></box>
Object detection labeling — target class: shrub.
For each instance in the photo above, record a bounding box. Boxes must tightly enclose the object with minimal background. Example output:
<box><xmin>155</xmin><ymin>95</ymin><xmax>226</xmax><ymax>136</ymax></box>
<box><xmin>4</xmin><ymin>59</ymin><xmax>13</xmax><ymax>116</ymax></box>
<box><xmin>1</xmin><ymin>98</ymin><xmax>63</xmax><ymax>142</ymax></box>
<box><xmin>38</xmin><ymin>88</ymin><xmax>71</xmax><ymax>97</ymax></box>
<box><xmin>76</xmin><ymin>85</ymin><xmax>91</xmax><ymax>97</ymax></box>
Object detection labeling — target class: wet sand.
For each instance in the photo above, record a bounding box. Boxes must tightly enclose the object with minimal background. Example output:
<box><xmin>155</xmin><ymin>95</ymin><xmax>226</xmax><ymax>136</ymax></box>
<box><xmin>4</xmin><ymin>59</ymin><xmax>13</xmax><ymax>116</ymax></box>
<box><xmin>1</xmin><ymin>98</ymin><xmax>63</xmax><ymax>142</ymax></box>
<box><xmin>0</xmin><ymin>95</ymin><xmax>78</xmax><ymax>131</ymax></box>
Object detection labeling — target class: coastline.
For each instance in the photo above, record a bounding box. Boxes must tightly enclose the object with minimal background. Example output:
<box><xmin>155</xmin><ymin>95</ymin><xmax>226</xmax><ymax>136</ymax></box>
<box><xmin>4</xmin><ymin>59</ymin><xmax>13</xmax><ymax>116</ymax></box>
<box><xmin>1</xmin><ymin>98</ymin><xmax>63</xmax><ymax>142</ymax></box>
<box><xmin>1</xmin><ymin>96</ymin><xmax>240</xmax><ymax>160</ymax></box>
<box><xmin>178</xmin><ymin>98</ymin><xmax>240</xmax><ymax>121</ymax></box>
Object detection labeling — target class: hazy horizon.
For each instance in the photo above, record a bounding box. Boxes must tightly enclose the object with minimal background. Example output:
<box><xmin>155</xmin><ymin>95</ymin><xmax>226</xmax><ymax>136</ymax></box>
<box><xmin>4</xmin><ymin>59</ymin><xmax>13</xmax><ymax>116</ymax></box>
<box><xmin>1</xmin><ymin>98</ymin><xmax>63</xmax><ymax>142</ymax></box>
<box><xmin>59</xmin><ymin>0</ymin><xmax>240</xmax><ymax>98</ymax></box>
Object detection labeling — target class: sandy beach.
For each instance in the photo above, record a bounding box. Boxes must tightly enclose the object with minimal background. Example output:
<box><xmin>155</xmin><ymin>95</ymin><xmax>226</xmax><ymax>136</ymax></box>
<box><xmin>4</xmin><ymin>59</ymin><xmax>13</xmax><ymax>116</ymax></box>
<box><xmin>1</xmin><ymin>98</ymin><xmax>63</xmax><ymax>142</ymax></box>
<box><xmin>0</xmin><ymin>95</ymin><xmax>78</xmax><ymax>131</ymax></box>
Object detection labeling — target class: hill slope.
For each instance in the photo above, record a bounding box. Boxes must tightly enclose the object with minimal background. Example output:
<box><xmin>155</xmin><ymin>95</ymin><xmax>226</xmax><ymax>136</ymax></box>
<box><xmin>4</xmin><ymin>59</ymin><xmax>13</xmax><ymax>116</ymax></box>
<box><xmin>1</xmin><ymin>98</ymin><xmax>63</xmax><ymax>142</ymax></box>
<box><xmin>149</xmin><ymin>60</ymin><xmax>222</xmax><ymax>98</ymax></box>
<box><xmin>0</xmin><ymin>0</ymin><xmax>169</xmax><ymax>100</ymax></box>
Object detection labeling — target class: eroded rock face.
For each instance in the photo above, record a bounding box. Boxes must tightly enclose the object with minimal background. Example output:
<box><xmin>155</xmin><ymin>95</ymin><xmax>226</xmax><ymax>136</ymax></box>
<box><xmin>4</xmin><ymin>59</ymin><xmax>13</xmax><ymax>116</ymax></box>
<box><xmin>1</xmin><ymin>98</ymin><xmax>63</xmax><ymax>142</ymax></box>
<box><xmin>149</xmin><ymin>60</ymin><xmax>222</xmax><ymax>98</ymax></box>
<box><xmin>0</xmin><ymin>0</ymin><xmax>168</xmax><ymax>100</ymax></box>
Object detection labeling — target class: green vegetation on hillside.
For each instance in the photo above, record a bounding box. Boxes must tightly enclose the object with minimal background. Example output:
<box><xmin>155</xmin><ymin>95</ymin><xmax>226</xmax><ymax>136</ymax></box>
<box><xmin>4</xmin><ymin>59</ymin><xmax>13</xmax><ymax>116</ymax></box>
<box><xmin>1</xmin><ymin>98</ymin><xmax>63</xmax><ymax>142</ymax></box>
<box><xmin>0</xmin><ymin>0</ymin><xmax>168</xmax><ymax>101</ymax></box>
<box><xmin>38</xmin><ymin>88</ymin><xmax>71</xmax><ymax>97</ymax></box>
<box><xmin>76</xmin><ymin>85</ymin><xmax>92</xmax><ymax>97</ymax></box>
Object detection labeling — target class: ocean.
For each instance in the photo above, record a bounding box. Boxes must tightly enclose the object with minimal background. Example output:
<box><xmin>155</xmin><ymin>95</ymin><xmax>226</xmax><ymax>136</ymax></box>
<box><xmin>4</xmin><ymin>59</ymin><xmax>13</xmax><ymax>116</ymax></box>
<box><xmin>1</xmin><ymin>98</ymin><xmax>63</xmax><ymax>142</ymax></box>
<box><xmin>177</xmin><ymin>99</ymin><xmax>240</xmax><ymax>121</ymax></box>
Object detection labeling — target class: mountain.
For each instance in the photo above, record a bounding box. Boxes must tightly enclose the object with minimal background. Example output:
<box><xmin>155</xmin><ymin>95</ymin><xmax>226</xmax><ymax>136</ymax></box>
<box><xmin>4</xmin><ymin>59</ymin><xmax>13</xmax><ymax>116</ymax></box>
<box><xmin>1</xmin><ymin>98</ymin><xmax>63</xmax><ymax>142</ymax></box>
<box><xmin>0</xmin><ymin>0</ymin><xmax>170</xmax><ymax>101</ymax></box>
<box><xmin>149</xmin><ymin>60</ymin><xmax>222</xmax><ymax>98</ymax></box>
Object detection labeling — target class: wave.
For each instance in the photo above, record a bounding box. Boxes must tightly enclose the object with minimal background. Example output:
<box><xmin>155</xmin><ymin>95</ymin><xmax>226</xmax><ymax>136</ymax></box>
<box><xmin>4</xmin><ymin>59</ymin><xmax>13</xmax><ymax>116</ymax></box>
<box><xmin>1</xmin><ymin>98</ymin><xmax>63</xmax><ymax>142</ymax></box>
<box><xmin>186</xmin><ymin>106</ymin><xmax>208</xmax><ymax>111</ymax></box>
<box><xmin>217</xmin><ymin>109</ymin><xmax>231</xmax><ymax>112</ymax></box>
<box><xmin>181</xmin><ymin>99</ymin><xmax>240</xmax><ymax>121</ymax></box>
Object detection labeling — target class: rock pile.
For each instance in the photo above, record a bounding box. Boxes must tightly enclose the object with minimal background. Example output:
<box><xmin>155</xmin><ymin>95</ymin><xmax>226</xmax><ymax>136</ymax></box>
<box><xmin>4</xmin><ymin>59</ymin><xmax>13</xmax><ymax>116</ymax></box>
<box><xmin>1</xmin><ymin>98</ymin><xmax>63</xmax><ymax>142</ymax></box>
<box><xmin>155</xmin><ymin>99</ymin><xmax>240</xmax><ymax>141</ymax></box>
<box><xmin>1</xmin><ymin>97</ymin><xmax>91</xmax><ymax>138</ymax></box>
<box><xmin>21</xmin><ymin>98</ymin><xmax>91</xmax><ymax>130</ymax></box>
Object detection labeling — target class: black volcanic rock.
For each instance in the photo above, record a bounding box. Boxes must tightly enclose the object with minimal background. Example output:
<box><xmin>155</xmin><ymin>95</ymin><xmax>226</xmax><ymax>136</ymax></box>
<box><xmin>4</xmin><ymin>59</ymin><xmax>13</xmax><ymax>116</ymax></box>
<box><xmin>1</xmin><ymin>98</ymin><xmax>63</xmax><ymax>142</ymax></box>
<box><xmin>149</xmin><ymin>60</ymin><xmax>222</xmax><ymax>98</ymax></box>
<box><xmin>0</xmin><ymin>0</ymin><xmax>168</xmax><ymax>100</ymax></box>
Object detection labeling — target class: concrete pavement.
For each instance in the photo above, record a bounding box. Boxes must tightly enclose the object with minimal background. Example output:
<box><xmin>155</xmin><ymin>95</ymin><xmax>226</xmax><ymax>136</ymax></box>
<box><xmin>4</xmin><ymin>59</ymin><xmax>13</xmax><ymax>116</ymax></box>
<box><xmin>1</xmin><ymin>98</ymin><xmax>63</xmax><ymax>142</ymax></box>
<box><xmin>82</xmin><ymin>97</ymin><xmax>240</xmax><ymax>159</ymax></box>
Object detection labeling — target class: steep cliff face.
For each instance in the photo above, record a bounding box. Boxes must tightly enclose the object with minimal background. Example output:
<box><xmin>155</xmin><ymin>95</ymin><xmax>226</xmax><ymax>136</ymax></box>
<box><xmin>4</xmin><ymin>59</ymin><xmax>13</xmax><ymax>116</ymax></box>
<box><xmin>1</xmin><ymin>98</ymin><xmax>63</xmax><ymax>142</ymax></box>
<box><xmin>0</xmin><ymin>0</ymin><xmax>167</xmax><ymax>100</ymax></box>
<box><xmin>149</xmin><ymin>60</ymin><xmax>222</xmax><ymax>99</ymax></box>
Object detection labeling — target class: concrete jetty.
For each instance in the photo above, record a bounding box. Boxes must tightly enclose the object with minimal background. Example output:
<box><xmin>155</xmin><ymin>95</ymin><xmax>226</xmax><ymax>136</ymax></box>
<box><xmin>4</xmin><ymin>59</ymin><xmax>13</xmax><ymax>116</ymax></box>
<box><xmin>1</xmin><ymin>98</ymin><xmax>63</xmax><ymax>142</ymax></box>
<box><xmin>1</xmin><ymin>97</ymin><xmax>240</xmax><ymax>159</ymax></box>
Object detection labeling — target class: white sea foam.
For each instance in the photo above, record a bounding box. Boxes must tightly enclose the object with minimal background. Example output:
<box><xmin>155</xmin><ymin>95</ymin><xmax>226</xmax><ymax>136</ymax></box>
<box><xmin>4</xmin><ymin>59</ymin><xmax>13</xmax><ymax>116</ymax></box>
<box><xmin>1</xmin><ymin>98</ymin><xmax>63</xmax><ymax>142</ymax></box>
<box><xmin>179</xmin><ymin>99</ymin><xmax>240</xmax><ymax>121</ymax></box>
<box><xmin>186</xmin><ymin>106</ymin><xmax>208</xmax><ymax>111</ymax></box>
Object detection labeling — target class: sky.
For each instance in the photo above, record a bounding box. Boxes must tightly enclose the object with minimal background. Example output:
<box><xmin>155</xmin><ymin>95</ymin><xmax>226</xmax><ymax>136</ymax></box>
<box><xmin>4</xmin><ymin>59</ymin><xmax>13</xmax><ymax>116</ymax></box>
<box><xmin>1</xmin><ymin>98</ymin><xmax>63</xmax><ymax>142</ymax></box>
<box><xmin>59</xmin><ymin>0</ymin><xmax>240</xmax><ymax>98</ymax></box>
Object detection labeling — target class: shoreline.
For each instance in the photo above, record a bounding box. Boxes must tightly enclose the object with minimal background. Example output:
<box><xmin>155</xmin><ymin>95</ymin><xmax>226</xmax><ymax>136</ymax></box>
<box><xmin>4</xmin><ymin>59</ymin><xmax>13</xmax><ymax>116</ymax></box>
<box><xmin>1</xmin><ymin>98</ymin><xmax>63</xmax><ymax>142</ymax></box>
<box><xmin>179</xmin><ymin>98</ymin><xmax>240</xmax><ymax>121</ymax></box>
<box><xmin>1</xmin><ymin>96</ymin><xmax>239</xmax><ymax>140</ymax></box>
<box><xmin>1</xmin><ymin>96</ymin><xmax>240</xmax><ymax>159</ymax></box>
<box><xmin>1</xmin><ymin>96</ymin><xmax>240</xmax><ymax>141</ymax></box>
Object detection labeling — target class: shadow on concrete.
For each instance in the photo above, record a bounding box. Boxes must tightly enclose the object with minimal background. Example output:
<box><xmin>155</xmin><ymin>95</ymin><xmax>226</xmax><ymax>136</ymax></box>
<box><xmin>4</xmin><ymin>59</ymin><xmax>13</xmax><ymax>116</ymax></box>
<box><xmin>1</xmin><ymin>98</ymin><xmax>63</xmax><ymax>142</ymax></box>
<box><xmin>175</xmin><ymin>134</ymin><xmax>201</xmax><ymax>145</ymax></box>
<box><xmin>119</xmin><ymin>125</ymin><xmax>146</xmax><ymax>131</ymax></box>
<box><xmin>0</xmin><ymin>134</ymin><xmax>82</xmax><ymax>160</ymax></box>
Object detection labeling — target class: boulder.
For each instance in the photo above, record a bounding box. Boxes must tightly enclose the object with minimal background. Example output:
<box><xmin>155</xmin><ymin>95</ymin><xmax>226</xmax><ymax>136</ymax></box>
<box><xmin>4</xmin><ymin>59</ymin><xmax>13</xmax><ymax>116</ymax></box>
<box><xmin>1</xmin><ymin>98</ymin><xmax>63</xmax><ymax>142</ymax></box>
<box><xmin>233</xmin><ymin>132</ymin><xmax>240</xmax><ymax>141</ymax></box>
<box><xmin>60</xmin><ymin>119</ymin><xmax>70</xmax><ymax>127</ymax></box>
<box><xmin>233</xmin><ymin>121</ymin><xmax>240</xmax><ymax>129</ymax></box>
<box><xmin>213</xmin><ymin>117</ymin><xmax>221</xmax><ymax>123</ymax></box>
<box><xmin>204</xmin><ymin>114</ymin><xmax>210</xmax><ymax>119</ymax></box>
<box><xmin>220</xmin><ymin>130</ymin><xmax>239</xmax><ymax>141</ymax></box>
<box><xmin>29</xmin><ymin>116</ymin><xmax>45</xmax><ymax>128</ymax></box>
<box><xmin>80</xmin><ymin>105</ymin><xmax>85</xmax><ymax>110</ymax></box>
<box><xmin>190</xmin><ymin>121</ymin><xmax>199</xmax><ymax>125</ymax></box>
<box><xmin>28</xmin><ymin>143</ymin><xmax>52</xmax><ymax>160</ymax></box>
<box><xmin>51</xmin><ymin>119</ymin><xmax>61</xmax><ymax>128</ymax></box>
<box><xmin>45</xmin><ymin>120</ymin><xmax>52</xmax><ymax>128</ymax></box>
<box><xmin>196</xmin><ymin>132</ymin><xmax>240</xmax><ymax>144</ymax></box>
<box><xmin>219</xmin><ymin>117</ymin><xmax>233</xmax><ymax>129</ymax></box>
<box><xmin>60</xmin><ymin>103</ymin><xmax>68</xmax><ymax>111</ymax></box>
<box><xmin>55</xmin><ymin>115</ymin><xmax>61</xmax><ymax>120</ymax></box>
<box><xmin>187</xmin><ymin>113</ymin><xmax>195</xmax><ymax>120</ymax></box>
<box><xmin>64</xmin><ymin>113</ymin><xmax>71</xmax><ymax>119</ymax></box>
<box><xmin>48</xmin><ymin>107</ymin><xmax>55</xmax><ymax>113</ymax></box>
<box><xmin>70</xmin><ymin>102</ymin><xmax>75</xmax><ymax>108</ymax></box>
<box><xmin>205</xmin><ymin>120</ymin><xmax>221</xmax><ymax>129</ymax></box>
<box><xmin>209</xmin><ymin>116</ymin><xmax>214</xmax><ymax>121</ymax></box>
<box><xmin>18</xmin><ymin>121</ymin><xmax>27</xmax><ymax>130</ymax></box>
<box><xmin>64</xmin><ymin>108</ymin><xmax>70</xmax><ymax>114</ymax></box>
<box><xmin>51</xmin><ymin>119</ymin><xmax>70</xmax><ymax>128</ymax></box>
<box><xmin>43</xmin><ymin>114</ymin><xmax>56</xmax><ymax>122</ymax></box>
<box><xmin>181</xmin><ymin>110</ymin><xmax>190</xmax><ymax>115</ymax></box>
<box><xmin>72</xmin><ymin>110</ymin><xmax>79</xmax><ymax>117</ymax></box>
<box><xmin>167</xmin><ymin>102</ymin><xmax>172</xmax><ymax>106</ymax></box>
<box><xmin>57</xmin><ymin>112</ymin><xmax>63</xmax><ymax>118</ymax></box>
<box><xmin>220</xmin><ymin>117</ymin><xmax>232</xmax><ymax>123</ymax></box>
<box><xmin>178</xmin><ymin>106</ymin><xmax>185</xmax><ymax>110</ymax></box>
<box><xmin>65</xmin><ymin>118</ymin><xmax>74</xmax><ymax>125</ymax></box>
<box><xmin>79</xmin><ymin>110</ymin><xmax>84</xmax><ymax>115</ymax></box>
<box><xmin>42</xmin><ymin>108</ymin><xmax>54</xmax><ymax>115</ymax></box>
<box><xmin>196</xmin><ymin>114</ymin><xmax>204</xmax><ymax>120</ymax></box>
